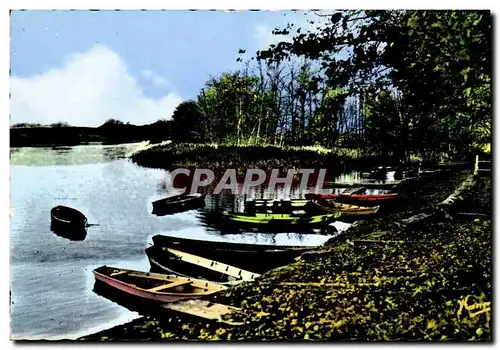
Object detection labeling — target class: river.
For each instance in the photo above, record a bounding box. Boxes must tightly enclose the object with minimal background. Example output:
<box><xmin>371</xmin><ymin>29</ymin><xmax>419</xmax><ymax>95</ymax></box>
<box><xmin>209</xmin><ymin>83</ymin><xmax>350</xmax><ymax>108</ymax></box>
<box><xmin>10</xmin><ymin>143</ymin><xmax>397</xmax><ymax>340</ymax></box>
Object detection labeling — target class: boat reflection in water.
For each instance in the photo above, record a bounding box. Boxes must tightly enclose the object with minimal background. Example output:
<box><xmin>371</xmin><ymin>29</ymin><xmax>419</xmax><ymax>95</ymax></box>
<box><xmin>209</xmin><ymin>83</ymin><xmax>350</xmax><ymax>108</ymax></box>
<box><xmin>50</xmin><ymin>221</ymin><xmax>88</xmax><ymax>241</ymax></box>
<box><xmin>92</xmin><ymin>280</ymin><xmax>164</xmax><ymax>317</ymax></box>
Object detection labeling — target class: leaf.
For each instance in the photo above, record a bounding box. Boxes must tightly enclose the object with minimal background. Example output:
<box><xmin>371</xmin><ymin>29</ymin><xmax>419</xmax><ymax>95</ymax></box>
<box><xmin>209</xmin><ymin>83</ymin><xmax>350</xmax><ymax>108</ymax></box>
<box><xmin>331</xmin><ymin>12</ymin><xmax>342</xmax><ymax>24</ymax></box>
<box><xmin>427</xmin><ymin>319</ymin><xmax>438</xmax><ymax>330</ymax></box>
<box><xmin>473</xmin><ymin>15</ymin><xmax>483</xmax><ymax>26</ymax></box>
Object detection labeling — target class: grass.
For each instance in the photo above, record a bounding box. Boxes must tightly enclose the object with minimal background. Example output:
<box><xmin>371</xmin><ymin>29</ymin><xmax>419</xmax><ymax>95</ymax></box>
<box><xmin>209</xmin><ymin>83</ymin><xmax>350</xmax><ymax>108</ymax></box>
<box><xmin>130</xmin><ymin>142</ymin><xmax>392</xmax><ymax>173</ymax></box>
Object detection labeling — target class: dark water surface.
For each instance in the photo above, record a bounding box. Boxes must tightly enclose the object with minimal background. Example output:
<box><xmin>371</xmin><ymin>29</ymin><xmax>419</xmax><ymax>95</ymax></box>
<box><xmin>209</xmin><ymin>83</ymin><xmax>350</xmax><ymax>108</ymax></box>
<box><xmin>10</xmin><ymin>144</ymin><xmax>400</xmax><ymax>340</ymax></box>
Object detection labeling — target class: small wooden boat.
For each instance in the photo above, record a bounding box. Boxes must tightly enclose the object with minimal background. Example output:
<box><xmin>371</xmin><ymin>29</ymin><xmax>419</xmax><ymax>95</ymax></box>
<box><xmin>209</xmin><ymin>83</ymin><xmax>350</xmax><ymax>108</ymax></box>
<box><xmin>312</xmin><ymin>200</ymin><xmax>380</xmax><ymax>216</ymax></box>
<box><xmin>245</xmin><ymin>199</ymin><xmax>316</xmax><ymax>214</ymax></box>
<box><xmin>50</xmin><ymin>205</ymin><xmax>87</xmax><ymax>227</ymax></box>
<box><xmin>223</xmin><ymin>211</ymin><xmax>341</xmax><ymax>227</ymax></box>
<box><xmin>248</xmin><ymin>199</ymin><xmax>310</xmax><ymax>208</ymax></box>
<box><xmin>305</xmin><ymin>192</ymin><xmax>398</xmax><ymax>203</ymax></box>
<box><xmin>151</xmin><ymin>235</ymin><xmax>316</xmax><ymax>274</ymax></box>
<box><xmin>152</xmin><ymin>193</ymin><xmax>205</xmax><ymax>215</ymax></box>
<box><xmin>92</xmin><ymin>266</ymin><xmax>226</xmax><ymax>303</ymax></box>
<box><xmin>145</xmin><ymin>246</ymin><xmax>260</xmax><ymax>283</ymax></box>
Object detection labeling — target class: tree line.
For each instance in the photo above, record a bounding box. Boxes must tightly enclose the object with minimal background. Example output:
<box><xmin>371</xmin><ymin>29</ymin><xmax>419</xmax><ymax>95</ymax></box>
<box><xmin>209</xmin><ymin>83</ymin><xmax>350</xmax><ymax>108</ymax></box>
<box><xmin>170</xmin><ymin>10</ymin><xmax>491</xmax><ymax>164</ymax></box>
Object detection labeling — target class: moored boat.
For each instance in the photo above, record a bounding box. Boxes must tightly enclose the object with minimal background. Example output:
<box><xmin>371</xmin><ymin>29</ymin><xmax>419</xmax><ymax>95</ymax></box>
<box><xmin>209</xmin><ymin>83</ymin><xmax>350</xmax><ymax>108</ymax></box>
<box><xmin>223</xmin><ymin>211</ymin><xmax>341</xmax><ymax>227</ymax></box>
<box><xmin>151</xmin><ymin>235</ymin><xmax>317</xmax><ymax>274</ymax></box>
<box><xmin>152</xmin><ymin>193</ymin><xmax>205</xmax><ymax>215</ymax></box>
<box><xmin>92</xmin><ymin>266</ymin><xmax>226</xmax><ymax>303</ymax></box>
<box><xmin>247</xmin><ymin>199</ymin><xmax>310</xmax><ymax>208</ymax></box>
<box><xmin>306</xmin><ymin>192</ymin><xmax>398</xmax><ymax>203</ymax></box>
<box><xmin>145</xmin><ymin>246</ymin><xmax>260</xmax><ymax>284</ymax></box>
<box><xmin>50</xmin><ymin>205</ymin><xmax>88</xmax><ymax>227</ymax></box>
<box><xmin>245</xmin><ymin>199</ymin><xmax>317</xmax><ymax>214</ymax></box>
<box><xmin>312</xmin><ymin>200</ymin><xmax>380</xmax><ymax>216</ymax></box>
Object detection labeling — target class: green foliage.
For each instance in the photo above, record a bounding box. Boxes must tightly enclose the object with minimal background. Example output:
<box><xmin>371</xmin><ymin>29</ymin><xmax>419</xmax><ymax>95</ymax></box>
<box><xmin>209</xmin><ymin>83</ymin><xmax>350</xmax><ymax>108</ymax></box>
<box><xmin>255</xmin><ymin>10</ymin><xmax>491</xmax><ymax>162</ymax></box>
<box><xmin>131</xmin><ymin>142</ymin><xmax>375</xmax><ymax>171</ymax></box>
<box><xmin>171</xmin><ymin>100</ymin><xmax>208</xmax><ymax>143</ymax></box>
<box><xmin>11</xmin><ymin>123</ymin><xmax>45</xmax><ymax>128</ymax></box>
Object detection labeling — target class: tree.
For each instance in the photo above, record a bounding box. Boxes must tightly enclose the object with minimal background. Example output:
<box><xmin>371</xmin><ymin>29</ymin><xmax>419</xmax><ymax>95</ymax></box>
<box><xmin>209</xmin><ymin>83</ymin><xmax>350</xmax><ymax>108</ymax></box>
<box><xmin>255</xmin><ymin>10</ymin><xmax>491</xmax><ymax>161</ymax></box>
<box><xmin>171</xmin><ymin>100</ymin><xmax>207</xmax><ymax>143</ymax></box>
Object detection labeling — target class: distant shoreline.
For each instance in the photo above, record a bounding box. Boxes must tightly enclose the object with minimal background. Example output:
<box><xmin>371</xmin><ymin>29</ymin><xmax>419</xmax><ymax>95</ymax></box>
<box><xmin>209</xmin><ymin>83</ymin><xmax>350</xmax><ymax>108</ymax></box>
<box><xmin>10</xmin><ymin>120</ymin><xmax>172</xmax><ymax>148</ymax></box>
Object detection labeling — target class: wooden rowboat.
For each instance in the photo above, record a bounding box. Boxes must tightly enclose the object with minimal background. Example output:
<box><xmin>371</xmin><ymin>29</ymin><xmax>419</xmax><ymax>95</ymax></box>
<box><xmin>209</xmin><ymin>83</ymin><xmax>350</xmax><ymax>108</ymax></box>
<box><xmin>50</xmin><ymin>205</ymin><xmax>87</xmax><ymax>227</ymax></box>
<box><xmin>151</xmin><ymin>235</ymin><xmax>316</xmax><ymax>274</ymax></box>
<box><xmin>145</xmin><ymin>246</ymin><xmax>260</xmax><ymax>284</ymax></box>
<box><xmin>305</xmin><ymin>192</ymin><xmax>398</xmax><ymax>202</ymax></box>
<box><xmin>312</xmin><ymin>200</ymin><xmax>380</xmax><ymax>216</ymax></box>
<box><xmin>223</xmin><ymin>211</ymin><xmax>341</xmax><ymax>227</ymax></box>
<box><xmin>92</xmin><ymin>266</ymin><xmax>226</xmax><ymax>303</ymax></box>
<box><xmin>245</xmin><ymin>199</ymin><xmax>315</xmax><ymax>214</ymax></box>
<box><xmin>152</xmin><ymin>193</ymin><xmax>205</xmax><ymax>216</ymax></box>
<box><xmin>247</xmin><ymin>199</ymin><xmax>310</xmax><ymax>208</ymax></box>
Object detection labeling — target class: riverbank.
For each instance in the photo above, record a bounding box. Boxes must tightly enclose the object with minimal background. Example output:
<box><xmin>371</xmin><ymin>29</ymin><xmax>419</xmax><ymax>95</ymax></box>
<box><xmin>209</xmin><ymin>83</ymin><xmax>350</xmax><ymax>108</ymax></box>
<box><xmin>80</xmin><ymin>171</ymin><xmax>491</xmax><ymax>341</ymax></box>
<box><xmin>130</xmin><ymin>142</ymin><xmax>408</xmax><ymax>173</ymax></box>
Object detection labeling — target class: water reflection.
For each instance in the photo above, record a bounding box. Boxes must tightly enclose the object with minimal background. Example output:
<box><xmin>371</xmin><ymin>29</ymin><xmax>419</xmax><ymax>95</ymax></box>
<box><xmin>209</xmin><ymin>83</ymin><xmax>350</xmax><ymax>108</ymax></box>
<box><xmin>10</xmin><ymin>142</ymin><xmax>146</xmax><ymax>167</ymax></box>
<box><xmin>50</xmin><ymin>222</ymin><xmax>88</xmax><ymax>241</ymax></box>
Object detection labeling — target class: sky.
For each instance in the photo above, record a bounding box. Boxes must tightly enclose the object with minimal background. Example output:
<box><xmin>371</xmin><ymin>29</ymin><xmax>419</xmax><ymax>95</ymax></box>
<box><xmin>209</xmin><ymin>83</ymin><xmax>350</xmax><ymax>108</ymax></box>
<box><xmin>10</xmin><ymin>10</ymin><xmax>314</xmax><ymax>126</ymax></box>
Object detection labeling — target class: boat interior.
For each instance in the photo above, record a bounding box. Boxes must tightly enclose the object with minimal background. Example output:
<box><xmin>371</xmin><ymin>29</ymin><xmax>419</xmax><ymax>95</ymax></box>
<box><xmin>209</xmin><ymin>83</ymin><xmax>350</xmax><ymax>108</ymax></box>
<box><xmin>96</xmin><ymin>266</ymin><xmax>214</xmax><ymax>294</ymax></box>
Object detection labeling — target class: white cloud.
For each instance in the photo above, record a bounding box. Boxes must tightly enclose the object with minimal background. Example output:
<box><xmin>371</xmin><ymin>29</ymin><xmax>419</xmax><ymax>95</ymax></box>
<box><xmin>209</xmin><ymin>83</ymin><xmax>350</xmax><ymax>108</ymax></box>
<box><xmin>10</xmin><ymin>45</ymin><xmax>183</xmax><ymax>126</ymax></box>
<box><xmin>140</xmin><ymin>69</ymin><xmax>170</xmax><ymax>88</ymax></box>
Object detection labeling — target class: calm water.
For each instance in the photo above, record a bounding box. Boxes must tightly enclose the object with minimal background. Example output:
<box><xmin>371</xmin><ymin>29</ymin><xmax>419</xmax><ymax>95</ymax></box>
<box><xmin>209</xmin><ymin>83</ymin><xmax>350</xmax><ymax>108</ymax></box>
<box><xmin>10</xmin><ymin>144</ymin><xmax>394</xmax><ymax>340</ymax></box>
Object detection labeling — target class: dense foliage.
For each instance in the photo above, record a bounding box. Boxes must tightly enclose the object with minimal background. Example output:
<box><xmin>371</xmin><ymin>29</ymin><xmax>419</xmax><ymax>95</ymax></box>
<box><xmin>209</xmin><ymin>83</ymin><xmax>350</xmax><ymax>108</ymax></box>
<box><xmin>130</xmin><ymin>142</ymin><xmax>392</xmax><ymax>172</ymax></box>
<box><xmin>171</xmin><ymin>10</ymin><xmax>490</xmax><ymax>164</ymax></box>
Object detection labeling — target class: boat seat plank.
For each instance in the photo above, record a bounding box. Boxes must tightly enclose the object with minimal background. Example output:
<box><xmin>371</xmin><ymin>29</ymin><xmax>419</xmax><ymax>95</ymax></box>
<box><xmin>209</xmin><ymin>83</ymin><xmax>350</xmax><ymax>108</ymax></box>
<box><xmin>127</xmin><ymin>273</ymin><xmax>175</xmax><ymax>281</ymax></box>
<box><xmin>167</xmin><ymin>247</ymin><xmax>260</xmax><ymax>281</ymax></box>
<box><xmin>110</xmin><ymin>270</ymin><xmax>128</xmax><ymax>277</ymax></box>
<box><xmin>147</xmin><ymin>280</ymin><xmax>193</xmax><ymax>292</ymax></box>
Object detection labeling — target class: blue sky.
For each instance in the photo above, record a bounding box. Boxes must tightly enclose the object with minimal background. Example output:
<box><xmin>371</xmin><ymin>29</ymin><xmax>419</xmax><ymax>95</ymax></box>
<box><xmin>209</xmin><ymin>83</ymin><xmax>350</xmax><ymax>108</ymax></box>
<box><xmin>10</xmin><ymin>10</ymin><xmax>309</xmax><ymax>126</ymax></box>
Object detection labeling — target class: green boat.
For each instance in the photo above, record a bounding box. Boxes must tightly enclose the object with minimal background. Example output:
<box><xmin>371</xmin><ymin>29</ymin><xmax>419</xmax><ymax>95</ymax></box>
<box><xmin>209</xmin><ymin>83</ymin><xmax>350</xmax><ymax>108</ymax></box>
<box><xmin>248</xmin><ymin>199</ymin><xmax>310</xmax><ymax>208</ymax></box>
<box><xmin>223</xmin><ymin>211</ymin><xmax>341</xmax><ymax>227</ymax></box>
<box><xmin>245</xmin><ymin>199</ymin><xmax>315</xmax><ymax>214</ymax></box>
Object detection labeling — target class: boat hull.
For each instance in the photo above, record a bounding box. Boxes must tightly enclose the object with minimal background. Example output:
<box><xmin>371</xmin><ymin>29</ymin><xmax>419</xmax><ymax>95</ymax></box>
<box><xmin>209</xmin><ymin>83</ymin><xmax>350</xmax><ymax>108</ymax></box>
<box><xmin>152</xmin><ymin>193</ymin><xmax>205</xmax><ymax>216</ymax></box>
<box><xmin>312</xmin><ymin>201</ymin><xmax>380</xmax><ymax>216</ymax></box>
<box><xmin>223</xmin><ymin>212</ymin><xmax>341</xmax><ymax>227</ymax></box>
<box><xmin>50</xmin><ymin>206</ymin><xmax>88</xmax><ymax>226</ymax></box>
<box><xmin>151</xmin><ymin>235</ymin><xmax>315</xmax><ymax>274</ymax></box>
<box><xmin>306</xmin><ymin>193</ymin><xmax>398</xmax><ymax>204</ymax></box>
<box><xmin>145</xmin><ymin>246</ymin><xmax>256</xmax><ymax>284</ymax></box>
<box><xmin>93</xmin><ymin>266</ymin><xmax>225</xmax><ymax>304</ymax></box>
